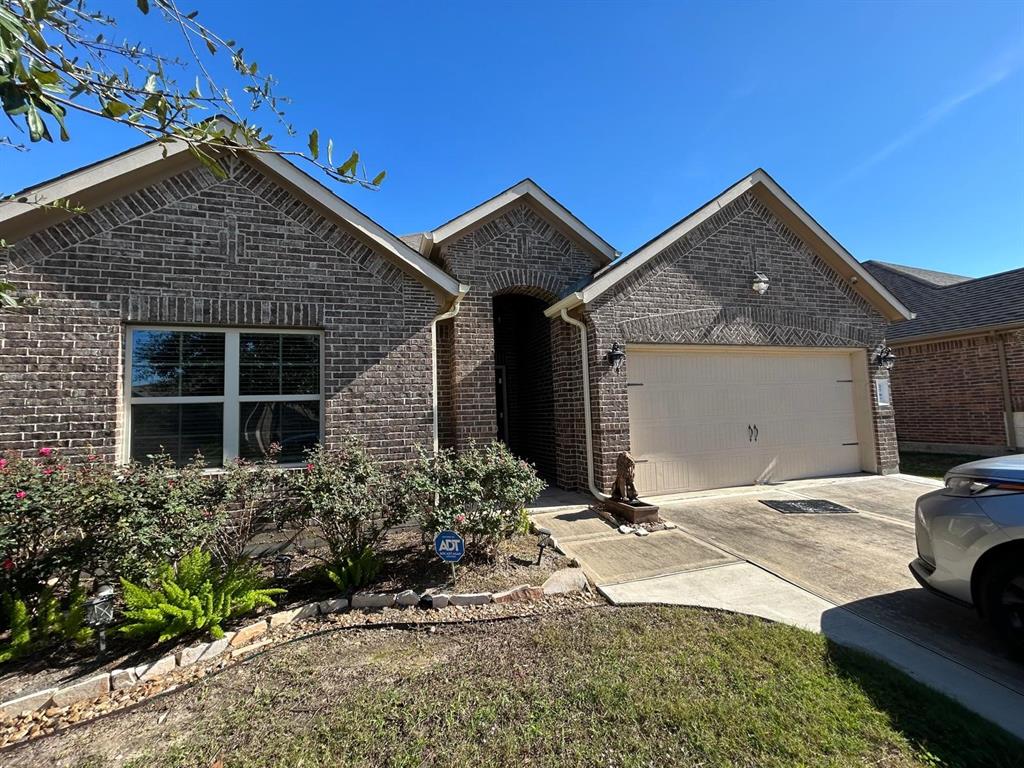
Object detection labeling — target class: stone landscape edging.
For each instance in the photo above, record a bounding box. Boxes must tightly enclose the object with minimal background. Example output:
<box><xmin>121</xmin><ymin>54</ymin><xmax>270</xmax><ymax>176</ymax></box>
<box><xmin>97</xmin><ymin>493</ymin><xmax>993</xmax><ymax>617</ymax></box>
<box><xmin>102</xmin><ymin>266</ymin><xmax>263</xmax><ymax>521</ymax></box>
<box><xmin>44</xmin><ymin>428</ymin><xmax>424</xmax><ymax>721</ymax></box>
<box><xmin>0</xmin><ymin>568</ymin><xmax>590</xmax><ymax>720</ymax></box>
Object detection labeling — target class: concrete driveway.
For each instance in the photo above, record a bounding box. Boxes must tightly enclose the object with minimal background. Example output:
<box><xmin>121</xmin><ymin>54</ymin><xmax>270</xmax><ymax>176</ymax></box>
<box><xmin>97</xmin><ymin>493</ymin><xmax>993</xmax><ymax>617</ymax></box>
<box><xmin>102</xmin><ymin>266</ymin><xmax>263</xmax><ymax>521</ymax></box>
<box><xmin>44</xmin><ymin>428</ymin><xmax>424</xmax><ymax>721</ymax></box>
<box><xmin>529</xmin><ymin>475</ymin><xmax>1024</xmax><ymax>739</ymax></box>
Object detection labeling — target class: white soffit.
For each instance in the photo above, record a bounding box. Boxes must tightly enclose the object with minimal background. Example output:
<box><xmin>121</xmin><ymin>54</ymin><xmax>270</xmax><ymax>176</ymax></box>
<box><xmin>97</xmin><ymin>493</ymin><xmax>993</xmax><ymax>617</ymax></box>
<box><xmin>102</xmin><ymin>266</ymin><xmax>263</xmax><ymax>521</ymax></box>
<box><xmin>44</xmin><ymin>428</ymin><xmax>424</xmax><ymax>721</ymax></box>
<box><xmin>429</xmin><ymin>178</ymin><xmax>617</xmax><ymax>264</ymax></box>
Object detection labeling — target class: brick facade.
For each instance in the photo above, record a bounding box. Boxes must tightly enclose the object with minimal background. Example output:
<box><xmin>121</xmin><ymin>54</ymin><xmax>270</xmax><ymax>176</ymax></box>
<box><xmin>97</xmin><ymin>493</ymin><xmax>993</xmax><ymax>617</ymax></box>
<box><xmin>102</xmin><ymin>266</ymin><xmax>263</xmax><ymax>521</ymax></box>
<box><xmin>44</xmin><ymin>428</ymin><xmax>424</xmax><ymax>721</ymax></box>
<box><xmin>889</xmin><ymin>330</ymin><xmax>1023</xmax><ymax>453</ymax></box>
<box><xmin>437</xmin><ymin>202</ymin><xmax>600</xmax><ymax>483</ymax></box>
<box><xmin>582</xmin><ymin>191</ymin><xmax>899</xmax><ymax>490</ymax></box>
<box><xmin>2</xmin><ymin>162</ymin><xmax>906</xmax><ymax>494</ymax></box>
<box><xmin>0</xmin><ymin>158</ymin><xmax>440</xmax><ymax>463</ymax></box>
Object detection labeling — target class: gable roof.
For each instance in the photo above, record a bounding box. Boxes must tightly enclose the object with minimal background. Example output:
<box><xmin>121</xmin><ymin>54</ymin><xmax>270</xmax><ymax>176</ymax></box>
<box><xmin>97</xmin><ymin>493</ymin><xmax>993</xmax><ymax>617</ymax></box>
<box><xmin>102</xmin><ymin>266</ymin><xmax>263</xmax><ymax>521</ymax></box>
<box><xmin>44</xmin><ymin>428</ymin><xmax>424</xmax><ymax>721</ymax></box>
<box><xmin>863</xmin><ymin>261</ymin><xmax>1024</xmax><ymax>342</ymax></box>
<box><xmin>425</xmin><ymin>178</ymin><xmax>617</xmax><ymax>264</ymax></box>
<box><xmin>0</xmin><ymin>118</ymin><xmax>465</xmax><ymax>300</ymax></box>
<box><xmin>544</xmin><ymin>169</ymin><xmax>914</xmax><ymax>322</ymax></box>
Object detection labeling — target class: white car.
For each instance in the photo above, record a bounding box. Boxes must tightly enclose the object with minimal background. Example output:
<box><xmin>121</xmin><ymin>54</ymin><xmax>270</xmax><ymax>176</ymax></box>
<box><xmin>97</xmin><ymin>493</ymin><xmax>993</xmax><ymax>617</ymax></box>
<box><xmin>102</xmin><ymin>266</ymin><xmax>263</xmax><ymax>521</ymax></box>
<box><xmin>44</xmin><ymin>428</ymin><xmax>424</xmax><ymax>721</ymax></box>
<box><xmin>909</xmin><ymin>454</ymin><xmax>1024</xmax><ymax>654</ymax></box>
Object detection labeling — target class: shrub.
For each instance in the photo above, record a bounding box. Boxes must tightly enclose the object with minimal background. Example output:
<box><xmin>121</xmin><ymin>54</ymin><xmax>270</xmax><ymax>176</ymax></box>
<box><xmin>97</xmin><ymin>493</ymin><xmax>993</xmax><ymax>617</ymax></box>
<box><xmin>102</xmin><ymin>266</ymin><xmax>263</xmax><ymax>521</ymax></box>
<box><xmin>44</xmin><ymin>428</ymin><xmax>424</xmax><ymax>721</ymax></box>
<box><xmin>0</xmin><ymin>587</ymin><xmax>92</xmax><ymax>663</ymax></box>
<box><xmin>323</xmin><ymin>546</ymin><xmax>382</xmax><ymax>592</ymax></box>
<box><xmin>287</xmin><ymin>440</ymin><xmax>408</xmax><ymax>575</ymax></box>
<box><xmin>211</xmin><ymin>451</ymin><xmax>288</xmax><ymax>570</ymax></box>
<box><xmin>119</xmin><ymin>548</ymin><xmax>284</xmax><ymax>642</ymax></box>
<box><xmin>403</xmin><ymin>441</ymin><xmax>545</xmax><ymax>557</ymax></box>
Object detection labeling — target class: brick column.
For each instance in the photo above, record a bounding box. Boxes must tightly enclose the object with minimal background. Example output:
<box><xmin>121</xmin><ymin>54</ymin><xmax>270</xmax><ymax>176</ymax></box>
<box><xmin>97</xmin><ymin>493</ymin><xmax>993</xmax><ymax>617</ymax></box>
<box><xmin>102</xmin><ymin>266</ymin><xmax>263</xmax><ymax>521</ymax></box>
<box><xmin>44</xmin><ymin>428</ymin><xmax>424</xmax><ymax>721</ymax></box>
<box><xmin>451</xmin><ymin>293</ymin><xmax>498</xmax><ymax>448</ymax></box>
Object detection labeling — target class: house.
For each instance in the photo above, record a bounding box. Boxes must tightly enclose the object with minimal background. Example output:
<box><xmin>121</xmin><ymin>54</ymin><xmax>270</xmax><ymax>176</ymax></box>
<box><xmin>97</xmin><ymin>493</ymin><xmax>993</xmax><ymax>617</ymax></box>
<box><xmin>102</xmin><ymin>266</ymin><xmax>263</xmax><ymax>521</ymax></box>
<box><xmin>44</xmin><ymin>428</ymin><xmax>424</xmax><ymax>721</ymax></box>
<box><xmin>862</xmin><ymin>261</ymin><xmax>1024</xmax><ymax>456</ymax></box>
<box><xmin>0</xmin><ymin>130</ymin><xmax>913</xmax><ymax>496</ymax></box>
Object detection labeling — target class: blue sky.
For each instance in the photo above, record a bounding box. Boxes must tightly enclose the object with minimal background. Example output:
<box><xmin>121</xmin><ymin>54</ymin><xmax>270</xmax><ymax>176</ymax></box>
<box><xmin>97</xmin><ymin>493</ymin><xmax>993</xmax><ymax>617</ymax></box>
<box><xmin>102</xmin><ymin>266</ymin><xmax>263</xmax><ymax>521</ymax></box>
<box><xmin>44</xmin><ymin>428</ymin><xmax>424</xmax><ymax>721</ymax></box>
<box><xmin>4</xmin><ymin>1</ymin><xmax>1023</xmax><ymax>277</ymax></box>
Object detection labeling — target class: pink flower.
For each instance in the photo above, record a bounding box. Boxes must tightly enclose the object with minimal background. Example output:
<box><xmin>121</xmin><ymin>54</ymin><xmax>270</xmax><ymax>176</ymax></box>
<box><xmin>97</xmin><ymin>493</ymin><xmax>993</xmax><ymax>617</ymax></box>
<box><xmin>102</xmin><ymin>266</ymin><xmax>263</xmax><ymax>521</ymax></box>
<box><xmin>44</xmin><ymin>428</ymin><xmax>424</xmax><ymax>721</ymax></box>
<box><xmin>87</xmin><ymin>454</ymin><xmax>98</xmax><ymax>462</ymax></box>
<box><xmin>42</xmin><ymin>468</ymin><xmax>54</xmax><ymax>476</ymax></box>
<box><xmin>0</xmin><ymin>458</ymin><xmax>7</xmax><ymax>470</ymax></box>
<box><xmin>455</xmin><ymin>513</ymin><xmax>466</xmax><ymax>524</ymax></box>
<box><xmin>1</xmin><ymin>558</ymin><xmax>13</xmax><ymax>572</ymax></box>
<box><xmin>306</xmin><ymin>463</ymin><xmax>315</xmax><ymax>471</ymax></box>
<box><xmin>14</xmin><ymin>491</ymin><xmax>27</xmax><ymax>500</ymax></box>
<box><xmin>37</xmin><ymin>447</ymin><xmax>54</xmax><ymax>457</ymax></box>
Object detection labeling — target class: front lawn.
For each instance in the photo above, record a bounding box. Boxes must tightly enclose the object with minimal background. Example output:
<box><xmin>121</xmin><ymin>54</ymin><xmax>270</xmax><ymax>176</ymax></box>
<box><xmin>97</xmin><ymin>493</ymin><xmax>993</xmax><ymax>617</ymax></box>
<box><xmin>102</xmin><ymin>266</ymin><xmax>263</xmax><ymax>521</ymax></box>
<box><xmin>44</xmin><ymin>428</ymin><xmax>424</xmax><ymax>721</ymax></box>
<box><xmin>899</xmin><ymin>451</ymin><xmax>989</xmax><ymax>479</ymax></box>
<box><xmin>11</xmin><ymin>606</ymin><xmax>1019</xmax><ymax>768</ymax></box>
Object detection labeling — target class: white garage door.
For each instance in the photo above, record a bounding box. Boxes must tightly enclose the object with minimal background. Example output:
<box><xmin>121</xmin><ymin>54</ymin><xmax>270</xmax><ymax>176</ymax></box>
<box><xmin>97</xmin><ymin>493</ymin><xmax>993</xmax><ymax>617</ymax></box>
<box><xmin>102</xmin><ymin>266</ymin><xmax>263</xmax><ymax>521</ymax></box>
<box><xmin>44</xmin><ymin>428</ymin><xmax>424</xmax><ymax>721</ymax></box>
<box><xmin>627</xmin><ymin>347</ymin><xmax>862</xmax><ymax>494</ymax></box>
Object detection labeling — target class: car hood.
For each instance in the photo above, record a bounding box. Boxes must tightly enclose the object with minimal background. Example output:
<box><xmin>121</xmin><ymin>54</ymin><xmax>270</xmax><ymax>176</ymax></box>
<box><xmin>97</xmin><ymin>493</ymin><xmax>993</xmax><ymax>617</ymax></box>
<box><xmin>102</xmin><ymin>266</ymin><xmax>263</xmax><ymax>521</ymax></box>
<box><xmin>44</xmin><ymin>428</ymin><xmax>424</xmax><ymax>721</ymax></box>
<box><xmin>945</xmin><ymin>454</ymin><xmax>1024</xmax><ymax>484</ymax></box>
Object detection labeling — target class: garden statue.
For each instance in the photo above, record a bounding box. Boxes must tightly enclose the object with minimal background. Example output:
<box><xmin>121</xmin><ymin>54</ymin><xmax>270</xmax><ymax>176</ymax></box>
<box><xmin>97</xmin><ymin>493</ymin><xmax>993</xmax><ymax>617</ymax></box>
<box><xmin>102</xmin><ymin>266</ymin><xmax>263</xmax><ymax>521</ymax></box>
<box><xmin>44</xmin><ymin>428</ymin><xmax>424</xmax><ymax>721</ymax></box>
<box><xmin>611</xmin><ymin>451</ymin><xmax>639</xmax><ymax>501</ymax></box>
<box><xmin>606</xmin><ymin>450</ymin><xmax>659</xmax><ymax>525</ymax></box>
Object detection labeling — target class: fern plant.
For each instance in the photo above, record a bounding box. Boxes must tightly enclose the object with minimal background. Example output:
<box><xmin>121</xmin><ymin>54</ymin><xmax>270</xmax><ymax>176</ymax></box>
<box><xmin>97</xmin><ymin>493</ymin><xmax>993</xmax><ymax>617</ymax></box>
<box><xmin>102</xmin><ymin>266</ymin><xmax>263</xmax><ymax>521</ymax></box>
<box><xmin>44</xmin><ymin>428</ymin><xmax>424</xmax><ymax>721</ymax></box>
<box><xmin>324</xmin><ymin>546</ymin><xmax>381</xmax><ymax>592</ymax></box>
<box><xmin>0</xmin><ymin>587</ymin><xmax>92</xmax><ymax>664</ymax></box>
<box><xmin>119</xmin><ymin>548</ymin><xmax>284</xmax><ymax>642</ymax></box>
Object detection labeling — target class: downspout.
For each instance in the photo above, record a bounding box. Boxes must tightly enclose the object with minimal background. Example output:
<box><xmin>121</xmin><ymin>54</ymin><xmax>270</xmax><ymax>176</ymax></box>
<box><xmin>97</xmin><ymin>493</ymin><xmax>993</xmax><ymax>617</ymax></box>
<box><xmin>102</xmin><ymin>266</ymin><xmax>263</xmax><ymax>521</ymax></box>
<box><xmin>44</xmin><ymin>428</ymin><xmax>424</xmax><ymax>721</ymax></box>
<box><xmin>431</xmin><ymin>286</ymin><xmax>469</xmax><ymax>454</ymax></box>
<box><xmin>558</xmin><ymin>308</ymin><xmax>609</xmax><ymax>501</ymax></box>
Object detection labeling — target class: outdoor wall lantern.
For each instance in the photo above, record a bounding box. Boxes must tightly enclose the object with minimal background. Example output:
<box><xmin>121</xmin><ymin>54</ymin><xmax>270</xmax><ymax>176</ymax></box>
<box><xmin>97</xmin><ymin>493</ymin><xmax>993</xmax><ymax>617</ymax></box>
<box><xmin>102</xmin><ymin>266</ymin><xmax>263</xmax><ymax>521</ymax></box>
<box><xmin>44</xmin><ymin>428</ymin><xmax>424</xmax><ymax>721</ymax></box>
<box><xmin>273</xmin><ymin>553</ymin><xmax>293</xmax><ymax>580</ymax></box>
<box><xmin>607</xmin><ymin>342</ymin><xmax>627</xmax><ymax>372</ymax></box>
<box><xmin>752</xmin><ymin>272</ymin><xmax>770</xmax><ymax>295</ymax></box>
<box><xmin>874</xmin><ymin>346</ymin><xmax>896</xmax><ymax>371</ymax></box>
<box><xmin>84</xmin><ymin>583</ymin><xmax>115</xmax><ymax>653</ymax></box>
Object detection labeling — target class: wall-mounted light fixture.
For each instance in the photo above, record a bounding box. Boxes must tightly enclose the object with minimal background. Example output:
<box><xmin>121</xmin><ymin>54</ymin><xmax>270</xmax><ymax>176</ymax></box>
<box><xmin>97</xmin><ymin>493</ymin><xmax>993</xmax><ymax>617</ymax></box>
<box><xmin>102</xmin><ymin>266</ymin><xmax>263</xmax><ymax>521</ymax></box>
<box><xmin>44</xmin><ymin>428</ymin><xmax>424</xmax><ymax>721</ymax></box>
<box><xmin>607</xmin><ymin>342</ymin><xmax>626</xmax><ymax>372</ymax></box>
<box><xmin>874</xmin><ymin>346</ymin><xmax>896</xmax><ymax>371</ymax></box>
<box><xmin>752</xmin><ymin>272</ymin><xmax>770</xmax><ymax>295</ymax></box>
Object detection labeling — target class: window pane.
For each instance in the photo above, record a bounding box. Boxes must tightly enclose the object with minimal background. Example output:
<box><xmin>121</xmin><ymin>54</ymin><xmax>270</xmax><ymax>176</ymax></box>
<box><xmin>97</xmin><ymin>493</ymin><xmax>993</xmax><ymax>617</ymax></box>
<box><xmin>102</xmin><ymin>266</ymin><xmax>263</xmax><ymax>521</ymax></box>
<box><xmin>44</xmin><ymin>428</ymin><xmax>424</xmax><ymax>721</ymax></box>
<box><xmin>131</xmin><ymin>403</ymin><xmax>223</xmax><ymax>467</ymax></box>
<box><xmin>131</xmin><ymin>330</ymin><xmax>224</xmax><ymax>397</ymax></box>
<box><xmin>239</xmin><ymin>401</ymin><xmax>319</xmax><ymax>462</ymax></box>
<box><xmin>239</xmin><ymin>333</ymin><xmax>319</xmax><ymax>396</ymax></box>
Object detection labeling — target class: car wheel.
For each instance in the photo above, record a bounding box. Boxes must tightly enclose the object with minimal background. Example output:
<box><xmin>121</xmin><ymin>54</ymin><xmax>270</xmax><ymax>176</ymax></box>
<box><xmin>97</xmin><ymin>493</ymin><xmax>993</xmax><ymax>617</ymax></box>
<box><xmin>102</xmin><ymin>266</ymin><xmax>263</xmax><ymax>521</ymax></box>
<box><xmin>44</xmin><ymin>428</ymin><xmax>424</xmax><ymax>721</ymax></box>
<box><xmin>980</xmin><ymin>558</ymin><xmax>1024</xmax><ymax>656</ymax></box>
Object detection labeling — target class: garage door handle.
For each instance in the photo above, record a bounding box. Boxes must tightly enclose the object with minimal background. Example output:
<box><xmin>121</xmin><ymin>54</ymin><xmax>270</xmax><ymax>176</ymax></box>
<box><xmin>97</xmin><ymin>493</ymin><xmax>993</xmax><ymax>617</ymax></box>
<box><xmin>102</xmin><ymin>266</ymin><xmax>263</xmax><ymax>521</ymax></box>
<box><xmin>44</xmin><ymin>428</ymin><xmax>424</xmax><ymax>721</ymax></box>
<box><xmin>753</xmin><ymin>425</ymin><xmax>759</xmax><ymax>442</ymax></box>
<box><xmin>748</xmin><ymin>424</ymin><xmax>753</xmax><ymax>442</ymax></box>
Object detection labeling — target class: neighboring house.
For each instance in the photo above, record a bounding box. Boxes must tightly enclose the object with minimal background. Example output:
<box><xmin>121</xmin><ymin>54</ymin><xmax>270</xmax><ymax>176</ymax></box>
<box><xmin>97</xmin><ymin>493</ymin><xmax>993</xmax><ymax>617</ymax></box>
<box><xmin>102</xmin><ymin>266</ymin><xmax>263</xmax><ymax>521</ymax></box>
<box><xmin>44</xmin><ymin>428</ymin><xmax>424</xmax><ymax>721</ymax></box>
<box><xmin>0</xmin><ymin>127</ymin><xmax>913</xmax><ymax>496</ymax></box>
<box><xmin>863</xmin><ymin>261</ymin><xmax>1024</xmax><ymax>456</ymax></box>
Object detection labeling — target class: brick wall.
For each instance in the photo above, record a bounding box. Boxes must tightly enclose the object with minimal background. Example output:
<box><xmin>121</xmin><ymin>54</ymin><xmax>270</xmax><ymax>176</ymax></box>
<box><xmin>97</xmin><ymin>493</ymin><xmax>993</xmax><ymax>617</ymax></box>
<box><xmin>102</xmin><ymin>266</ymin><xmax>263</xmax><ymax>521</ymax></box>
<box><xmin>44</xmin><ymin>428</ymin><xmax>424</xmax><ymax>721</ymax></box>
<box><xmin>0</xmin><ymin>157</ymin><xmax>440</xmax><ymax>463</ymax></box>
<box><xmin>438</xmin><ymin>202</ymin><xmax>601</xmax><ymax>484</ymax></box>
<box><xmin>584</xmin><ymin>191</ymin><xmax>898</xmax><ymax>491</ymax></box>
<box><xmin>889</xmin><ymin>331</ymin><xmax>1022</xmax><ymax>451</ymax></box>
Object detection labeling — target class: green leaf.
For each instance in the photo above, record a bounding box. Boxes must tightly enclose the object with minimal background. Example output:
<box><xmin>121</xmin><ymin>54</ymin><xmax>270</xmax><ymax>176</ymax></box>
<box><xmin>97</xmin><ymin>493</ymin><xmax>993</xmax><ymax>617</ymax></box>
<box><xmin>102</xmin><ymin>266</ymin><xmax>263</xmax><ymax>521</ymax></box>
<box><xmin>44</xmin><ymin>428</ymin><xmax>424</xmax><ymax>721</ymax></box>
<box><xmin>103</xmin><ymin>99</ymin><xmax>132</xmax><ymax>118</ymax></box>
<box><xmin>136</xmin><ymin>0</ymin><xmax>149</xmax><ymax>13</ymax></box>
<box><xmin>338</xmin><ymin>151</ymin><xmax>359</xmax><ymax>177</ymax></box>
<box><xmin>308</xmin><ymin>129</ymin><xmax>319</xmax><ymax>160</ymax></box>
<box><xmin>372</xmin><ymin>171</ymin><xmax>386</xmax><ymax>186</ymax></box>
<box><xmin>144</xmin><ymin>73</ymin><xmax>158</xmax><ymax>93</ymax></box>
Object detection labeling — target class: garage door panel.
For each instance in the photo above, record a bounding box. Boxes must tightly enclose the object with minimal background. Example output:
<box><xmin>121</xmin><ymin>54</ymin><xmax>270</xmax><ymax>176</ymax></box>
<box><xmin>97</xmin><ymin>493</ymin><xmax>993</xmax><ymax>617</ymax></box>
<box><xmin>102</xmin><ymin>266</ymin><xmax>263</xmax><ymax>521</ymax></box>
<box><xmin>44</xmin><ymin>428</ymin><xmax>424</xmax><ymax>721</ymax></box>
<box><xmin>627</xmin><ymin>347</ymin><xmax>863</xmax><ymax>494</ymax></box>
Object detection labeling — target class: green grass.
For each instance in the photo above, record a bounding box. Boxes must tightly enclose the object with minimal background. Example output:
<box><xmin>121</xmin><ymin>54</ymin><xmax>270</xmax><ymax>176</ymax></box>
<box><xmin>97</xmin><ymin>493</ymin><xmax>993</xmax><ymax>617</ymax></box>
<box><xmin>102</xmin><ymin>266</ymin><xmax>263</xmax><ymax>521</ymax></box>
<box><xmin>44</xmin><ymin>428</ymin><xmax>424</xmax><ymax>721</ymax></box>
<box><xmin>20</xmin><ymin>607</ymin><xmax>1021</xmax><ymax>768</ymax></box>
<box><xmin>899</xmin><ymin>451</ymin><xmax>989</xmax><ymax>479</ymax></box>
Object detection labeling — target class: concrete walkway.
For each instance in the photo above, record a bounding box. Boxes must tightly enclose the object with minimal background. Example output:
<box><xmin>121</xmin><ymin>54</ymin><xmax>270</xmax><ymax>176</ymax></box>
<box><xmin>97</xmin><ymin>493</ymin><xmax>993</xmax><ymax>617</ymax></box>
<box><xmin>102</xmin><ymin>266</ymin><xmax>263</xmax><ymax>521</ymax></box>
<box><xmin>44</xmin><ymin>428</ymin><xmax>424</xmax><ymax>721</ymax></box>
<box><xmin>528</xmin><ymin>481</ymin><xmax>1024</xmax><ymax>741</ymax></box>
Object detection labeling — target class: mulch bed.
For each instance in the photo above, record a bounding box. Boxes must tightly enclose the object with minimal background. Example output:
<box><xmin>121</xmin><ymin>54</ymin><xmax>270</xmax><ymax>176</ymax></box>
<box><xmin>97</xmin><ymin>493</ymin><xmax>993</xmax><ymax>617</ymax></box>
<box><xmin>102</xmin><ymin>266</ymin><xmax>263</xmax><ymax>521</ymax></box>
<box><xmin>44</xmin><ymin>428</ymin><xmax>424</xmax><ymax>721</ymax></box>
<box><xmin>0</xmin><ymin>527</ymin><xmax>571</xmax><ymax>704</ymax></box>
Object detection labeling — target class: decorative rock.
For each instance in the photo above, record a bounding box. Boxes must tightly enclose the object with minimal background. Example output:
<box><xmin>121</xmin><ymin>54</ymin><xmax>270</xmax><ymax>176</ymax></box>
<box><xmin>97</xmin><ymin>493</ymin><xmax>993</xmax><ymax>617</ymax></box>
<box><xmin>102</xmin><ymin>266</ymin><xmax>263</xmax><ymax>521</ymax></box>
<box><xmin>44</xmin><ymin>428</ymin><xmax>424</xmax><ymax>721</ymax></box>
<box><xmin>648</xmin><ymin>522</ymin><xmax>666</xmax><ymax>532</ymax></box>
<box><xmin>449</xmin><ymin>592</ymin><xmax>491</xmax><ymax>606</ymax></box>
<box><xmin>664</xmin><ymin>520</ymin><xmax>677</xmax><ymax>529</ymax></box>
<box><xmin>618</xmin><ymin>524</ymin><xmax>634</xmax><ymax>534</ymax></box>
<box><xmin>542</xmin><ymin>567</ymin><xmax>590</xmax><ymax>595</ymax></box>
<box><xmin>635</xmin><ymin>527</ymin><xmax>650</xmax><ymax>537</ymax></box>
<box><xmin>230</xmin><ymin>639</ymin><xmax>272</xmax><ymax>660</ymax></box>
<box><xmin>430</xmin><ymin>593</ymin><xmax>450</xmax><ymax>609</ymax></box>
<box><xmin>318</xmin><ymin>597</ymin><xmax>348</xmax><ymax>614</ymax></box>
<box><xmin>230</xmin><ymin>619</ymin><xmax>268</xmax><ymax>648</ymax></box>
<box><xmin>351</xmin><ymin>592</ymin><xmax>397</xmax><ymax>609</ymax></box>
<box><xmin>177</xmin><ymin>634</ymin><xmax>233</xmax><ymax>667</ymax></box>
<box><xmin>109</xmin><ymin>668</ymin><xmax>138</xmax><ymax>691</ymax></box>
<box><xmin>135</xmin><ymin>654</ymin><xmax>177</xmax><ymax>681</ymax></box>
<box><xmin>0</xmin><ymin>687</ymin><xmax>56</xmax><ymax>716</ymax></box>
<box><xmin>396</xmin><ymin>589</ymin><xmax>420</xmax><ymax>607</ymax></box>
<box><xmin>50</xmin><ymin>673</ymin><xmax>110</xmax><ymax>708</ymax></box>
<box><xmin>492</xmin><ymin>584</ymin><xmax>545</xmax><ymax>603</ymax></box>
<box><xmin>268</xmin><ymin>603</ymin><xmax>319</xmax><ymax>628</ymax></box>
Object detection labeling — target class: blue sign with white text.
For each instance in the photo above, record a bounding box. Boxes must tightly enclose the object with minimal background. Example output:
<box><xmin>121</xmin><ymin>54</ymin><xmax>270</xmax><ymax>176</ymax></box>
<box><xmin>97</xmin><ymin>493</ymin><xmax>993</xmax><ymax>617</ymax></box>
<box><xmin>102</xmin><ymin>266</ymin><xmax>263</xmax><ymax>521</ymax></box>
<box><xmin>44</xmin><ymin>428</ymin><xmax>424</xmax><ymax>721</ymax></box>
<box><xmin>434</xmin><ymin>529</ymin><xmax>465</xmax><ymax>563</ymax></box>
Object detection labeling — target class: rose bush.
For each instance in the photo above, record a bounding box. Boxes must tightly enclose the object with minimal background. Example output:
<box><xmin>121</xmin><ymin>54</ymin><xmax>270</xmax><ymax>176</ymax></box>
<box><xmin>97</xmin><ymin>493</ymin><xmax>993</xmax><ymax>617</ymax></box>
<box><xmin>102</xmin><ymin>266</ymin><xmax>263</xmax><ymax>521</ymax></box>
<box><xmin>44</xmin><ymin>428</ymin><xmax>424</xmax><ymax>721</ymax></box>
<box><xmin>404</xmin><ymin>441</ymin><xmax>545</xmax><ymax>558</ymax></box>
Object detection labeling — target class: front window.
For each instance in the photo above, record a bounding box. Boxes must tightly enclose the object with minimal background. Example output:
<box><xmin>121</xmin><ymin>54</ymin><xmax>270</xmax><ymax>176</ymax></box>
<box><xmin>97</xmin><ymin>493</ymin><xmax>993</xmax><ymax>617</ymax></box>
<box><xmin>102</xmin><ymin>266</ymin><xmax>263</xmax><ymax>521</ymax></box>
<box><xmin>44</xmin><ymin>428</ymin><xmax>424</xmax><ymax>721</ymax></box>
<box><xmin>126</xmin><ymin>327</ymin><xmax>322</xmax><ymax>467</ymax></box>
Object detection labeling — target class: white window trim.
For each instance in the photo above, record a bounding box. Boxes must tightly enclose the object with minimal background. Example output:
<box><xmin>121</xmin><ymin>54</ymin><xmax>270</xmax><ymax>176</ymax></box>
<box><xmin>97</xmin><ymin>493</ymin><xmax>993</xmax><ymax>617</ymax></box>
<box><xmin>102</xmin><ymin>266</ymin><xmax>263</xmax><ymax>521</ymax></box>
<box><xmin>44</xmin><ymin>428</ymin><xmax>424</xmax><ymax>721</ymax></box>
<box><xmin>123</xmin><ymin>325</ymin><xmax>325</xmax><ymax>467</ymax></box>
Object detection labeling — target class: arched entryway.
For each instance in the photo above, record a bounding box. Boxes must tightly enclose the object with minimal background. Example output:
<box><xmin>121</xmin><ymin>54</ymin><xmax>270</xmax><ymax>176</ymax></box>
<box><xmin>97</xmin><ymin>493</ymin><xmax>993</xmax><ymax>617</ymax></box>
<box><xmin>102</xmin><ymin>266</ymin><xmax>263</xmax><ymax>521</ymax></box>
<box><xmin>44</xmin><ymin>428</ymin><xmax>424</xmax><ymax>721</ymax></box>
<box><xmin>492</xmin><ymin>293</ymin><xmax>556</xmax><ymax>481</ymax></box>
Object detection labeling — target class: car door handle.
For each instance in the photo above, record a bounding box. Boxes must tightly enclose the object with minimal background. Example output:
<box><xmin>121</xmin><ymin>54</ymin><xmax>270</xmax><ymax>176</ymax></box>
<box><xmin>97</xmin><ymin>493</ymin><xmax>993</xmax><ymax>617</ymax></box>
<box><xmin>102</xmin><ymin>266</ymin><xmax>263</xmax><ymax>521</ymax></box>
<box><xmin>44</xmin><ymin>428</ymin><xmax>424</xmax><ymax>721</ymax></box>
<box><xmin>753</xmin><ymin>425</ymin><xmax>759</xmax><ymax>442</ymax></box>
<box><xmin>748</xmin><ymin>424</ymin><xmax>753</xmax><ymax>442</ymax></box>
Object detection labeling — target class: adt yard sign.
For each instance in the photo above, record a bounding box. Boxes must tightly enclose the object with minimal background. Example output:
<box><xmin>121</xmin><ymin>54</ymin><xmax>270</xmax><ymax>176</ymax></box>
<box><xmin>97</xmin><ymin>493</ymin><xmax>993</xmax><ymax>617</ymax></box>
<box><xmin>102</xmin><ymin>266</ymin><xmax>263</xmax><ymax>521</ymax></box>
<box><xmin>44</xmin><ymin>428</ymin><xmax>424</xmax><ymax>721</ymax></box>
<box><xmin>434</xmin><ymin>530</ymin><xmax>465</xmax><ymax>563</ymax></box>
